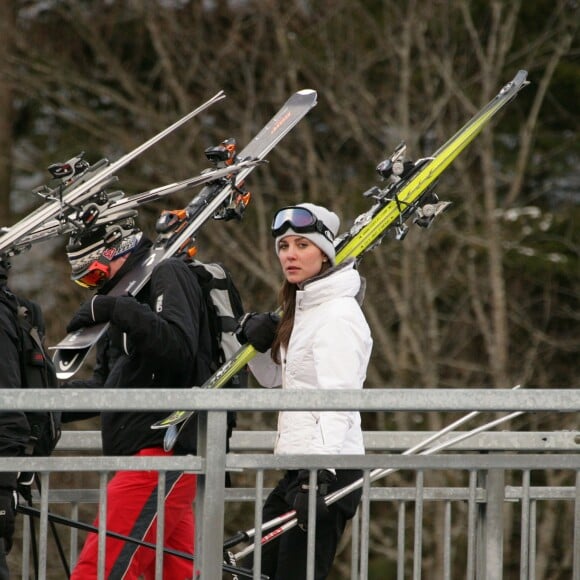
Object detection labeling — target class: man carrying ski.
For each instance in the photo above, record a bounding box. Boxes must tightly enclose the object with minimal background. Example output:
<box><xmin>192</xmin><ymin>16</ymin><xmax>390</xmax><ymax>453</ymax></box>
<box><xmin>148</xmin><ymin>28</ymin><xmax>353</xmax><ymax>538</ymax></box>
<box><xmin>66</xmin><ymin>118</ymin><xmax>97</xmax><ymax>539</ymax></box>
<box><xmin>0</xmin><ymin>257</ymin><xmax>59</xmax><ymax>580</ymax></box>
<box><xmin>62</xmin><ymin>217</ymin><xmax>215</xmax><ymax>580</ymax></box>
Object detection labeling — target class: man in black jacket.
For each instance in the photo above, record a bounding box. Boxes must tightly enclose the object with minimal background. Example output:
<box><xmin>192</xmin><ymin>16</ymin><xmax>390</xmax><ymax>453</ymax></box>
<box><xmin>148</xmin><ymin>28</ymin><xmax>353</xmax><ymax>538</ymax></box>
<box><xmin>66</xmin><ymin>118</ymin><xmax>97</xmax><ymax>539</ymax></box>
<box><xmin>0</xmin><ymin>257</ymin><xmax>26</xmax><ymax>579</ymax></box>
<box><xmin>63</xmin><ymin>219</ymin><xmax>214</xmax><ymax>580</ymax></box>
<box><xmin>0</xmin><ymin>258</ymin><xmax>58</xmax><ymax>580</ymax></box>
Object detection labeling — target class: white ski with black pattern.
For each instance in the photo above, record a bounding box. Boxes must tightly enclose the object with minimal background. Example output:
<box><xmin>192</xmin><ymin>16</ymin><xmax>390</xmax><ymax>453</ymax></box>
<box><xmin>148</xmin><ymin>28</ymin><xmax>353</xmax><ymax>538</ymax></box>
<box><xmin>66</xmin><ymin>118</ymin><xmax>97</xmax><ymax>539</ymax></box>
<box><xmin>0</xmin><ymin>91</ymin><xmax>225</xmax><ymax>260</ymax></box>
<box><xmin>52</xmin><ymin>89</ymin><xmax>318</xmax><ymax>379</ymax></box>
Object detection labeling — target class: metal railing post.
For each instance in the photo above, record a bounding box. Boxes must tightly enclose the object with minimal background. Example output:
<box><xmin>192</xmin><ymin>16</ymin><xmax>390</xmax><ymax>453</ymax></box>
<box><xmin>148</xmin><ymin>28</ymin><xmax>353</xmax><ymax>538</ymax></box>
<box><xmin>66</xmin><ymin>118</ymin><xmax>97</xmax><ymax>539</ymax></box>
<box><xmin>475</xmin><ymin>469</ymin><xmax>504</xmax><ymax>579</ymax></box>
<box><xmin>194</xmin><ymin>410</ymin><xmax>227</xmax><ymax>577</ymax></box>
<box><xmin>574</xmin><ymin>471</ymin><xmax>580</xmax><ymax>580</ymax></box>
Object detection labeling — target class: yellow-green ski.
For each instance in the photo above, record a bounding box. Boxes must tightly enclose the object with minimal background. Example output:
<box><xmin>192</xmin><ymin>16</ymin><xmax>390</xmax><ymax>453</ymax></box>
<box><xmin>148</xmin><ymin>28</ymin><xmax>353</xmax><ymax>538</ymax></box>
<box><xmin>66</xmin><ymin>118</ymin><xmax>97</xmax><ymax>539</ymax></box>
<box><xmin>155</xmin><ymin>70</ymin><xmax>529</xmax><ymax>449</ymax></box>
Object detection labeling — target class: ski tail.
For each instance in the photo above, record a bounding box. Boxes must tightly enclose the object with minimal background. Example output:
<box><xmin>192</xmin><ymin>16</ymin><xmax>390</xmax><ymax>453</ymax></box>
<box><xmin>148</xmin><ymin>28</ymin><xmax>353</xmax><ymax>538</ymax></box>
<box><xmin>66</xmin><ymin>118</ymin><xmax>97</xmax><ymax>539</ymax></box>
<box><xmin>152</xmin><ymin>70</ymin><xmax>529</xmax><ymax>439</ymax></box>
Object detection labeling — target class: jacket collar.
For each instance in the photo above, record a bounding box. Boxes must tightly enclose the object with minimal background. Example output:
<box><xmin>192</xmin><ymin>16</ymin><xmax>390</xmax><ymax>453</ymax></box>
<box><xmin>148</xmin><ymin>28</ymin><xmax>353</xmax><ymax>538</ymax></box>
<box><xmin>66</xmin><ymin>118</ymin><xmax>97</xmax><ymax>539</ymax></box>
<box><xmin>298</xmin><ymin>258</ymin><xmax>355</xmax><ymax>290</ymax></box>
<box><xmin>296</xmin><ymin>259</ymin><xmax>363</xmax><ymax>310</ymax></box>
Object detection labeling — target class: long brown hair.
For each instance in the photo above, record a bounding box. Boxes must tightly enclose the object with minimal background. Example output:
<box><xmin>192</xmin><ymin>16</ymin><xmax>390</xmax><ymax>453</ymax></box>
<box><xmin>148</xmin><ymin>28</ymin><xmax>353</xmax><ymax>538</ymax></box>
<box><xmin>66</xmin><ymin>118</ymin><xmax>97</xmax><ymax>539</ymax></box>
<box><xmin>271</xmin><ymin>280</ymin><xmax>295</xmax><ymax>364</ymax></box>
<box><xmin>270</xmin><ymin>259</ymin><xmax>332</xmax><ymax>363</ymax></box>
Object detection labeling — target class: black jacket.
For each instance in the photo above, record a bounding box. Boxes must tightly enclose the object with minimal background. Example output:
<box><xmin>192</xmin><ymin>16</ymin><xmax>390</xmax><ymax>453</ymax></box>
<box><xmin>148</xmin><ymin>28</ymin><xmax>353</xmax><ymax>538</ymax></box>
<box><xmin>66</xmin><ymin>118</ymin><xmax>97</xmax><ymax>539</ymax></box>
<box><xmin>66</xmin><ymin>239</ymin><xmax>214</xmax><ymax>455</ymax></box>
<box><xmin>0</xmin><ymin>266</ymin><xmax>33</xmax><ymax>488</ymax></box>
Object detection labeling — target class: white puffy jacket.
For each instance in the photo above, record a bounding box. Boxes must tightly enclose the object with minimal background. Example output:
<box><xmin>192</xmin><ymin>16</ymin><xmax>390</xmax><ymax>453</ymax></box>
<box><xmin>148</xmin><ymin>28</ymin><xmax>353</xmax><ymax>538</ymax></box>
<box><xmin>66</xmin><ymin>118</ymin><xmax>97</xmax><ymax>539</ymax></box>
<box><xmin>248</xmin><ymin>260</ymin><xmax>373</xmax><ymax>457</ymax></box>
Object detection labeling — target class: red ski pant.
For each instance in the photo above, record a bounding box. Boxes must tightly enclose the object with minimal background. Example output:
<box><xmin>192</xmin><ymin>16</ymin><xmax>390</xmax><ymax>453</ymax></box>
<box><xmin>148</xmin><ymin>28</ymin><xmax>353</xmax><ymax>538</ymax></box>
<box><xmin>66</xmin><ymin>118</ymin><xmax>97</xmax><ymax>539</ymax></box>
<box><xmin>71</xmin><ymin>447</ymin><xmax>196</xmax><ymax>580</ymax></box>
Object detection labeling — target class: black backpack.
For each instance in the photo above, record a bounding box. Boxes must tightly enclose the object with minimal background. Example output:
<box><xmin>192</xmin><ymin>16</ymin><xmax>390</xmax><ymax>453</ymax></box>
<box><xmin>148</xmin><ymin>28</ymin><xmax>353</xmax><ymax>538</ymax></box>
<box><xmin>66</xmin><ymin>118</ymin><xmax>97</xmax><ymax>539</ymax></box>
<box><xmin>0</xmin><ymin>289</ymin><xmax>61</xmax><ymax>457</ymax></box>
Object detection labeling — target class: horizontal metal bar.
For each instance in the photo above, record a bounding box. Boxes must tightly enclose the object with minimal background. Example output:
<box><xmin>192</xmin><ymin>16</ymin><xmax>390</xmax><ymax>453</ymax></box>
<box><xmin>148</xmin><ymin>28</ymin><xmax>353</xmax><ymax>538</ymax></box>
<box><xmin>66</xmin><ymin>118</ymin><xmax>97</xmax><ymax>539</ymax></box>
<box><xmin>224</xmin><ymin>453</ymin><xmax>580</xmax><ymax>470</ymax></box>
<box><xmin>3</xmin><ymin>453</ymin><xmax>579</xmax><ymax>474</ymax></box>
<box><xmin>0</xmin><ymin>456</ymin><xmax>203</xmax><ymax>472</ymax></box>
<box><xmin>57</xmin><ymin>429</ymin><xmax>580</xmax><ymax>452</ymax></box>
<box><xmin>27</xmin><ymin>483</ymin><xmax>580</xmax><ymax>507</ymax></box>
<box><xmin>24</xmin><ymin>484</ymin><xmax>579</xmax><ymax>512</ymax></box>
<box><xmin>29</xmin><ymin>486</ymin><xmax>579</xmax><ymax>505</ymax></box>
<box><xmin>1</xmin><ymin>388</ymin><xmax>579</xmax><ymax>412</ymax></box>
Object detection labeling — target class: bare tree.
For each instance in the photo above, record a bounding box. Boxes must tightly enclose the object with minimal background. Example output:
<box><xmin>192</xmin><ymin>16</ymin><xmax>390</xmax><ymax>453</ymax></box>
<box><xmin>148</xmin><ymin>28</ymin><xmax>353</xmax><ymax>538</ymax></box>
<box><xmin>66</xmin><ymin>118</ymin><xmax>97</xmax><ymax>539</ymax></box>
<box><xmin>3</xmin><ymin>0</ymin><xmax>578</xmax><ymax>576</ymax></box>
<box><xmin>0</xmin><ymin>0</ymin><xmax>16</xmax><ymax>224</ymax></box>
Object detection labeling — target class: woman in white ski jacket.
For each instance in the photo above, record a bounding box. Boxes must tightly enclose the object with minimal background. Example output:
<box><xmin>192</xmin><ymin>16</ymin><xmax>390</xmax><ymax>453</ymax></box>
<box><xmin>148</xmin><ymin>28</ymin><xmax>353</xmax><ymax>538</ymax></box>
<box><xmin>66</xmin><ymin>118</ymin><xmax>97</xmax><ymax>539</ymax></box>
<box><xmin>237</xmin><ymin>203</ymin><xmax>372</xmax><ymax>580</ymax></box>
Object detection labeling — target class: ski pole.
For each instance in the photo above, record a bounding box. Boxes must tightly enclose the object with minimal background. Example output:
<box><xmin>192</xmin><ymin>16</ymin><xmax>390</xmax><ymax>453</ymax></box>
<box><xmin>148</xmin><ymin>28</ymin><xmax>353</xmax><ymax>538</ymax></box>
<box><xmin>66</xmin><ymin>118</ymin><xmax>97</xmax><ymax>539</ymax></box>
<box><xmin>223</xmin><ymin>405</ymin><xmax>482</xmax><ymax>550</ymax></box>
<box><xmin>325</xmin><ymin>388</ymin><xmax>523</xmax><ymax>506</ymax></box>
<box><xmin>223</xmin><ymin>385</ymin><xmax>522</xmax><ymax>551</ymax></box>
<box><xmin>325</xmin><ymin>409</ymin><xmax>525</xmax><ymax>506</ymax></box>
<box><xmin>17</xmin><ymin>505</ymin><xmax>266</xmax><ymax>579</ymax></box>
<box><xmin>232</xmin><ymin>409</ymin><xmax>524</xmax><ymax>562</ymax></box>
<box><xmin>24</xmin><ymin>493</ymin><xmax>71</xmax><ymax>579</ymax></box>
<box><xmin>34</xmin><ymin>474</ymin><xmax>71</xmax><ymax>578</ymax></box>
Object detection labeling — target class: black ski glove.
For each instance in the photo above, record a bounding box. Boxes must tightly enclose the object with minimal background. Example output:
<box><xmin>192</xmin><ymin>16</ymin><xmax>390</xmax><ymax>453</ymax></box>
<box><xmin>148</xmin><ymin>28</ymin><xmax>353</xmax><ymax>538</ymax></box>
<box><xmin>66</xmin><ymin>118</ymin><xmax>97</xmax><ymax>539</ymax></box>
<box><xmin>292</xmin><ymin>469</ymin><xmax>336</xmax><ymax>531</ymax></box>
<box><xmin>235</xmin><ymin>312</ymin><xmax>280</xmax><ymax>353</ymax></box>
<box><xmin>66</xmin><ymin>295</ymin><xmax>117</xmax><ymax>333</ymax></box>
<box><xmin>0</xmin><ymin>487</ymin><xmax>17</xmax><ymax>553</ymax></box>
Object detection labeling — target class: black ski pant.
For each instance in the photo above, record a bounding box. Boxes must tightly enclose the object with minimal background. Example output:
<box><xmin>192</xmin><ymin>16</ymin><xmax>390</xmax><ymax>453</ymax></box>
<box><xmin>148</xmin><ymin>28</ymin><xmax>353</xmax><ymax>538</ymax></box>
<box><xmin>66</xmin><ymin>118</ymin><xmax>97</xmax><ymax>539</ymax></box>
<box><xmin>244</xmin><ymin>469</ymin><xmax>362</xmax><ymax>580</ymax></box>
<box><xmin>0</xmin><ymin>539</ymin><xmax>9</xmax><ymax>580</ymax></box>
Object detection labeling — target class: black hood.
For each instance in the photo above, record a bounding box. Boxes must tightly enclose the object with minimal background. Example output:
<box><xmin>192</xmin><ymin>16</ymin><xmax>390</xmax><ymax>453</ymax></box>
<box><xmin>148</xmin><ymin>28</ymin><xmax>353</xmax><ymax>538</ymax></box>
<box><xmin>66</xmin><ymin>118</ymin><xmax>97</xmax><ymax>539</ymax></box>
<box><xmin>98</xmin><ymin>236</ymin><xmax>153</xmax><ymax>295</ymax></box>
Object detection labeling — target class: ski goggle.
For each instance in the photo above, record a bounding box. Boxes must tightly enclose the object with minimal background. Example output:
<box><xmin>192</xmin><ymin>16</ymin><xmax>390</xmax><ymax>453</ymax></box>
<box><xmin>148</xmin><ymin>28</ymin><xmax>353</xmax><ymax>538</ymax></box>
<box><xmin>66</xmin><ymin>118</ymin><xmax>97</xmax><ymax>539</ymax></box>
<box><xmin>271</xmin><ymin>206</ymin><xmax>334</xmax><ymax>242</ymax></box>
<box><xmin>72</xmin><ymin>261</ymin><xmax>111</xmax><ymax>288</ymax></box>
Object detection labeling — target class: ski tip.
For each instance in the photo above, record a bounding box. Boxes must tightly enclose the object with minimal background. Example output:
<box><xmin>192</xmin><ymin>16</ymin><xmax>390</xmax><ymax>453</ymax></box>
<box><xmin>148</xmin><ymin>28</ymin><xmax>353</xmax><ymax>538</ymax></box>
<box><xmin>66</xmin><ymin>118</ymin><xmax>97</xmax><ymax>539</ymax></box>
<box><xmin>515</xmin><ymin>70</ymin><xmax>529</xmax><ymax>85</ymax></box>
<box><xmin>511</xmin><ymin>70</ymin><xmax>529</xmax><ymax>90</ymax></box>
<box><xmin>499</xmin><ymin>70</ymin><xmax>529</xmax><ymax>99</ymax></box>
<box><xmin>296</xmin><ymin>89</ymin><xmax>318</xmax><ymax>104</ymax></box>
<box><xmin>297</xmin><ymin>88</ymin><xmax>318</xmax><ymax>105</ymax></box>
<box><xmin>163</xmin><ymin>426</ymin><xmax>179</xmax><ymax>452</ymax></box>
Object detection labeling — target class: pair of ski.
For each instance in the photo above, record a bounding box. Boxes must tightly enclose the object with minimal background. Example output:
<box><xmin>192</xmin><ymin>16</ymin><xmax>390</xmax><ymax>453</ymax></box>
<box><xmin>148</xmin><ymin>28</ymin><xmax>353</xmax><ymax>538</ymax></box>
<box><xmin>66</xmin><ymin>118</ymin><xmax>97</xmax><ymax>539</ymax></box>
<box><xmin>10</xmin><ymin>157</ymin><xmax>263</xmax><ymax>254</ymax></box>
<box><xmin>47</xmin><ymin>88</ymin><xmax>318</xmax><ymax>377</ymax></box>
<box><xmin>153</xmin><ymin>70</ymin><xmax>530</xmax><ymax>453</ymax></box>
<box><xmin>0</xmin><ymin>86</ymin><xmax>318</xmax><ymax>379</ymax></box>
<box><xmin>0</xmin><ymin>90</ymin><xmax>227</xmax><ymax>258</ymax></box>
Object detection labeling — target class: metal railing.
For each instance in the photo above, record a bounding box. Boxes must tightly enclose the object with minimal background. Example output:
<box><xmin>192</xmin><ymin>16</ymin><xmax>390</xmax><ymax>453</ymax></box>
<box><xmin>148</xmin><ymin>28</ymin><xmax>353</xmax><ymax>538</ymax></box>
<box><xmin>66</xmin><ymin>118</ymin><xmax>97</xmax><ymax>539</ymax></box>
<box><xmin>0</xmin><ymin>387</ymin><xmax>578</xmax><ymax>579</ymax></box>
